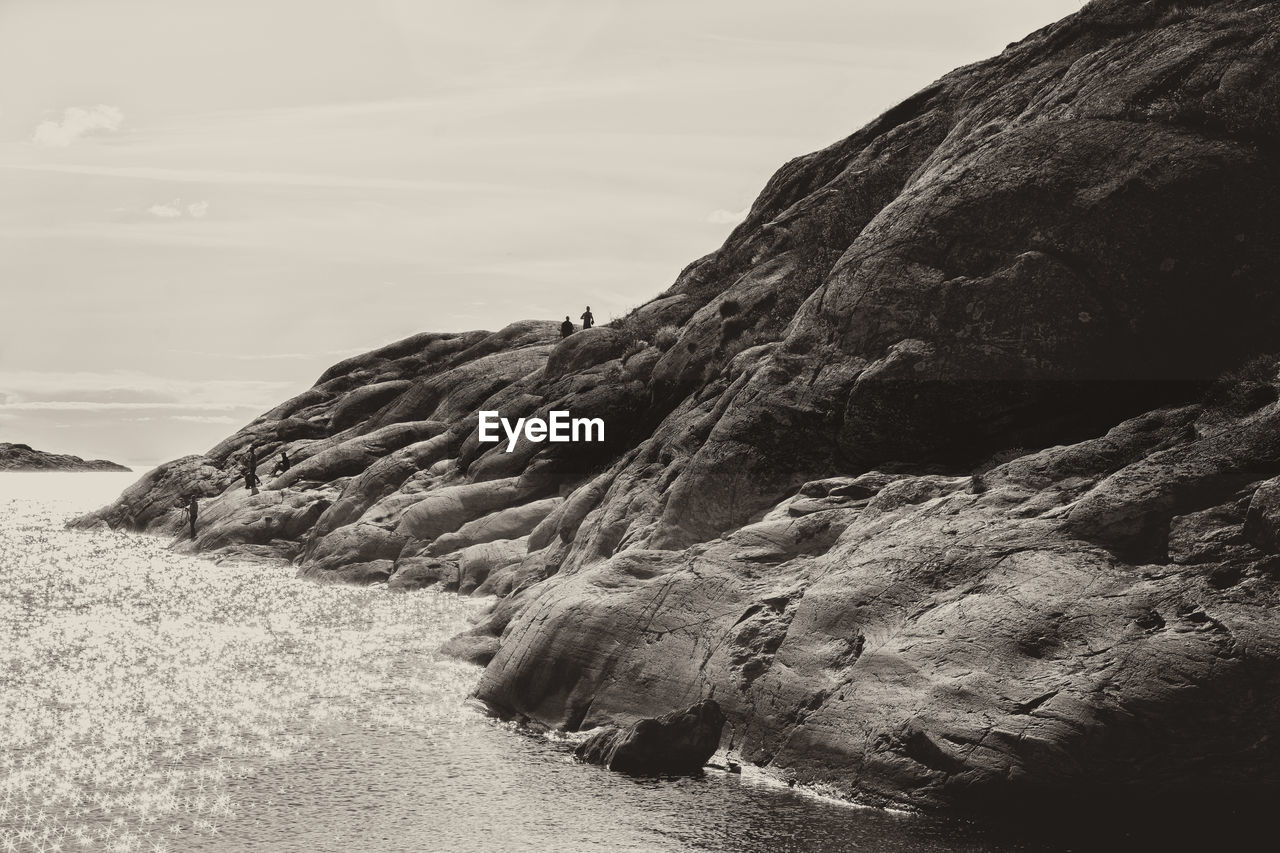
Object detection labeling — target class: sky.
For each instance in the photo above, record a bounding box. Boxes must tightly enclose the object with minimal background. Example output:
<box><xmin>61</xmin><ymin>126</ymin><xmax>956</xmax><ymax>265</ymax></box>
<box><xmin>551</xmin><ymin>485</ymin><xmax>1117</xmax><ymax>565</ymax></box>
<box><xmin>0</xmin><ymin>0</ymin><xmax>1082</xmax><ymax>466</ymax></box>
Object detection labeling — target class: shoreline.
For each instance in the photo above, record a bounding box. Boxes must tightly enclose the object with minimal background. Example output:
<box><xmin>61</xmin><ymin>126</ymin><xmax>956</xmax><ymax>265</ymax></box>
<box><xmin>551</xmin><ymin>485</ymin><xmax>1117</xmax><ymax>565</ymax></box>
<box><xmin>61</xmin><ymin>0</ymin><xmax>1280</xmax><ymax>819</ymax></box>
<box><xmin>44</xmin><ymin>477</ymin><xmax>1280</xmax><ymax>848</ymax></box>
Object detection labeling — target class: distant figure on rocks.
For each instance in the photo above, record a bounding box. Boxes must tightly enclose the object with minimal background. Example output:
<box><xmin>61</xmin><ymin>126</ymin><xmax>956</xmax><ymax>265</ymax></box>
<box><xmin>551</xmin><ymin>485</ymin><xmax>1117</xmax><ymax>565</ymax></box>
<box><xmin>184</xmin><ymin>496</ymin><xmax>198</xmax><ymax>539</ymax></box>
<box><xmin>560</xmin><ymin>316</ymin><xmax>574</xmax><ymax>338</ymax></box>
<box><xmin>272</xmin><ymin>451</ymin><xmax>291</xmax><ymax>476</ymax></box>
<box><xmin>244</xmin><ymin>467</ymin><xmax>260</xmax><ymax>496</ymax></box>
<box><xmin>580</xmin><ymin>306</ymin><xmax>594</xmax><ymax>329</ymax></box>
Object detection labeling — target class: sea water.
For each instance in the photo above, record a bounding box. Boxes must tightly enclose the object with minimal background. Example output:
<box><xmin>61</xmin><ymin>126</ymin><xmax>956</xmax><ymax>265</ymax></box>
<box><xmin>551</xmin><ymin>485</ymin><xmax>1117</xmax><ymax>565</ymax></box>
<box><xmin>0</xmin><ymin>472</ymin><xmax>1067</xmax><ymax>853</ymax></box>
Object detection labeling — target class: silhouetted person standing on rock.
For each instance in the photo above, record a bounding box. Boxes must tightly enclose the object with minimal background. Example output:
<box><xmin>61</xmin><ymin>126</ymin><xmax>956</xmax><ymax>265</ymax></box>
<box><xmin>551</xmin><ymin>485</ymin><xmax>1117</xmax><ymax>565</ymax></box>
<box><xmin>244</xmin><ymin>467</ymin><xmax>260</xmax><ymax>496</ymax></box>
<box><xmin>560</xmin><ymin>316</ymin><xmax>574</xmax><ymax>338</ymax></box>
<box><xmin>185</xmin><ymin>496</ymin><xmax>198</xmax><ymax>539</ymax></box>
<box><xmin>580</xmin><ymin>306</ymin><xmax>594</xmax><ymax>329</ymax></box>
<box><xmin>272</xmin><ymin>451</ymin><xmax>291</xmax><ymax>476</ymax></box>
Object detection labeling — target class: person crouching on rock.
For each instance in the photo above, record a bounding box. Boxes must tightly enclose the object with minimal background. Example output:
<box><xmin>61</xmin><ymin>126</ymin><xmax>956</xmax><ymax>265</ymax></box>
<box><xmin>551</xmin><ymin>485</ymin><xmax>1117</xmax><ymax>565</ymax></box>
<box><xmin>184</xmin><ymin>495</ymin><xmax>198</xmax><ymax>539</ymax></box>
<box><xmin>580</xmin><ymin>306</ymin><xmax>594</xmax><ymax>329</ymax></box>
<box><xmin>560</xmin><ymin>316</ymin><xmax>574</xmax><ymax>338</ymax></box>
<box><xmin>244</xmin><ymin>466</ymin><xmax>261</xmax><ymax>496</ymax></box>
<box><xmin>271</xmin><ymin>450</ymin><xmax>290</xmax><ymax>476</ymax></box>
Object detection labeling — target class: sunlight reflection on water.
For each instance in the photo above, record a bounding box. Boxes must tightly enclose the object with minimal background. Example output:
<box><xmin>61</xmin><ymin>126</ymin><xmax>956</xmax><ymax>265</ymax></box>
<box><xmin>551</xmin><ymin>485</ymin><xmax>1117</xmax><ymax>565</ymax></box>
<box><xmin>0</xmin><ymin>474</ymin><xmax>1073</xmax><ymax>853</ymax></box>
<box><xmin>0</xmin><ymin>473</ymin><xmax>480</xmax><ymax>853</ymax></box>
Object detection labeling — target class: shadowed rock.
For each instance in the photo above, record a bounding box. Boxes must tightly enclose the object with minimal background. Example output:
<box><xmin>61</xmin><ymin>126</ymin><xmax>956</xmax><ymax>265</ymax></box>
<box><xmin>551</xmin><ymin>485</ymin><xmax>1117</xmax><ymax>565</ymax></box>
<box><xmin>328</xmin><ymin>380</ymin><xmax>413</xmax><ymax>432</ymax></box>
<box><xmin>544</xmin><ymin>326</ymin><xmax>629</xmax><ymax>380</ymax></box>
<box><xmin>439</xmin><ymin>632</ymin><xmax>502</xmax><ymax>667</ymax></box>
<box><xmin>1244</xmin><ymin>478</ymin><xmax>1280</xmax><ymax>553</ymax></box>
<box><xmin>575</xmin><ymin>699</ymin><xmax>726</xmax><ymax>775</ymax></box>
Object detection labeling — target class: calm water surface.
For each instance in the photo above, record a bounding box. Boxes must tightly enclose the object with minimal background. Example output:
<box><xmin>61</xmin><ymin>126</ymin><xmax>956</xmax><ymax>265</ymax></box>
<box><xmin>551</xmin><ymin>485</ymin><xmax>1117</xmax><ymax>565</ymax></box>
<box><xmin>1</xmin><ymin>473</ymin><xmax>1074</xmax><ymax>853</ymax></box>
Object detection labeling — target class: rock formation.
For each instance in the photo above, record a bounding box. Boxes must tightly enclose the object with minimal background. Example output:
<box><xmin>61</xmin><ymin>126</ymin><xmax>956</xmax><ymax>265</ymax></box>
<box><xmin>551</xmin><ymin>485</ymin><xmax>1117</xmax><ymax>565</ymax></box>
<box><xmin>0</xmin><ymin>443</ymin><xmax>130</xmax><ymax>472</ymax></box>
<box><xmin>575</xmin><ymin>699</ymin><xmax>726</xmax><ymax>775</ymax></box>
<box><xmin>72</xmin><ymin>0</ymin><xmax>1280</xmax><ymax>815</ymax></box>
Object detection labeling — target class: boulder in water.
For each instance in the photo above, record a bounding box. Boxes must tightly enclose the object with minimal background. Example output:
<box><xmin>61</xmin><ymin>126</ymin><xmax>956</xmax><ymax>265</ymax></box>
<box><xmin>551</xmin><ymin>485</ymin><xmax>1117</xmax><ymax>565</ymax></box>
<box><xmin>574</xmin><ymin>699</ymin><xmax>726</xmax><ymax>775</ymax></box>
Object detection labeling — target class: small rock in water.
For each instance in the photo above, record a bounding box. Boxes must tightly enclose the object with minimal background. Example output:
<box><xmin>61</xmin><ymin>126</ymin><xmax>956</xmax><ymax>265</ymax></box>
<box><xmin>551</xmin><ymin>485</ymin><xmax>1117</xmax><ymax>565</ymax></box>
<box><xmin>575</xmin><ymin>699</ymin><xmax>726</xmax><ymax>775</ymax></box>
<box><xmin>439</xmin><ymin>632</ymin><xmax>501</xmax><ymax>666</ymax></box>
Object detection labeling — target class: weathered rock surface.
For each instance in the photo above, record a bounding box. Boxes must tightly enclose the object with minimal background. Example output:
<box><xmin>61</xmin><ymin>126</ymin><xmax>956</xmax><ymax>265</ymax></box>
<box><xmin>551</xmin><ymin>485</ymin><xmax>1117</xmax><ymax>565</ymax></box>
<box><xmin>0</xmin><ymin>443</ymin><xmax>130</xmax><ymax>472</ymax></box>
<box><xmin>72</xmin><ymin>0</ymin><xmax>1280</xmax><ymax>816</ymax></box>
<box><xmin>575</xmin><ymin>699</ymin><xmax>727</xmax><ymax>775</ymax></box>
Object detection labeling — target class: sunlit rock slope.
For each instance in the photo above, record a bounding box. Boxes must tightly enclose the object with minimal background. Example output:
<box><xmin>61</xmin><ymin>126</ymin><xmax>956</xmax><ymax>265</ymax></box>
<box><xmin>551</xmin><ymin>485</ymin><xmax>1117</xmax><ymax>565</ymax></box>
<box><xmin>74</xmin><ymin>0</ymin><xmax>1280</xmax><ymax>813</ymax></box>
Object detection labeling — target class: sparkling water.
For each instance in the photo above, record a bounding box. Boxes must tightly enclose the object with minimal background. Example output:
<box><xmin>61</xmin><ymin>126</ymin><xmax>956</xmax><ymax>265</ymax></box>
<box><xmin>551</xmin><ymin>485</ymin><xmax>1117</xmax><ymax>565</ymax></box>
<box><xmin>0</xmin><ymin>473</ymin><xmax>1069</xmax><ymax>853</ymax></box>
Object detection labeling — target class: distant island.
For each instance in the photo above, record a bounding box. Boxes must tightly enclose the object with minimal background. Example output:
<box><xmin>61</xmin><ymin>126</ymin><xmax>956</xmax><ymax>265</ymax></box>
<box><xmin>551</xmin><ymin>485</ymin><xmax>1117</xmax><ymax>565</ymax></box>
<box><xmin>0</xmin><ymin>443</ymin><xmax>131</xmax><ymax>472</ymax></box>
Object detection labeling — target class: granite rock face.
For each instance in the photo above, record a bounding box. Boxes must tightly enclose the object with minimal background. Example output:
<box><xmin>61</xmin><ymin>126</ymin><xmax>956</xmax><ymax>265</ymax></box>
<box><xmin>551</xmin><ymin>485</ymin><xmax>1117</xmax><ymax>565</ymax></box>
<box><xmin>0</xmin><ymin>443</ymin><xmax>130</xmax><ymax>472</ymax></box>
<box><xmin>72</xmin><ymin>0</ymin><xmax>1280</xmax><ymax>813</ymax></box>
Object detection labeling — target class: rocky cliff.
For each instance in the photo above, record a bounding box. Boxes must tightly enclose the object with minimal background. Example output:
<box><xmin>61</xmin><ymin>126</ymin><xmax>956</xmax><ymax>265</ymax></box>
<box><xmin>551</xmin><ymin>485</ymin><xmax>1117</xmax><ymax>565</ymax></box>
<box><xmin>73</xmin><ymin>0</ymin><xmax>1280</xmax><ymax>814</ymax></box>
<box><xmin>1</xmin><ymin>443</ymin><xmax>130</xmax><ymax>472</ymax></box>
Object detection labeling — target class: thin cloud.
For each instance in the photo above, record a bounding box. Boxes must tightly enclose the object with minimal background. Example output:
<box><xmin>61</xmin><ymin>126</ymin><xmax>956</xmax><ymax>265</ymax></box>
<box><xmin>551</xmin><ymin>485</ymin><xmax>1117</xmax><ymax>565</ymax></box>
<box><xmin>171</xmin><ymin>414</ymin><xmax>239</xmax><ymax>424</ymax></box>
<box><xmin>146</xmin><ymin>198</ymin><xmax>210</xmax><ymax>219</ymax></box>
<box><xmin>148</xmin><ymin>200</ymin><xmax>183</xmax><ymax>219</ymax></box>
<box><xmin>0</xmin><ymin>369</ymin><xmax>296</xmax><ymax>410</ymax></box>
<box><xmin>708</xmin><ymin>207</ymin><xmax>749</xmax><ymax>225</ymax></box>
<box><xmin>167</xmin><ymin>348</ymin><xmax>316</xmax><ymax>362</ymax></box>
<box><xmin>16</xmin><ymin>388</ymin><xmax>178</xmax><ymax>405</ymax></box>
<box><xmin>223</xmin><ymin>351</ymin><xmax>312</xmax><ymax>361</ymax></box>
<box><xmin>2</xmin><ymin>162</ymin><xmax>509</xmax><ymax>194</ymax></box>
<box><xmin>0</xmin><ymin>401</ymin><xmax>255</xmax><ymax>412</ymax></box>
<box><xmin>32</xmin><ymin>104</ymin><xmax>124</xmax><ymax>147</ymax></box>
<box><xmin>167</xmin><ymin>346</ymin><xmax>373</xmax><ymax>361</ymax></box>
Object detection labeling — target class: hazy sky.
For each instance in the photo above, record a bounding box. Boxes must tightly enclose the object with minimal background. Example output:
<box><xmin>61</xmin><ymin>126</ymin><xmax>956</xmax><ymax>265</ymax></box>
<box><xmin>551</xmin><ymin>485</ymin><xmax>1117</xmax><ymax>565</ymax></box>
<box><xmin>0</xmin><ymin>0</ymin><xmax>1081</xmax><ymax>466</ymax></box>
